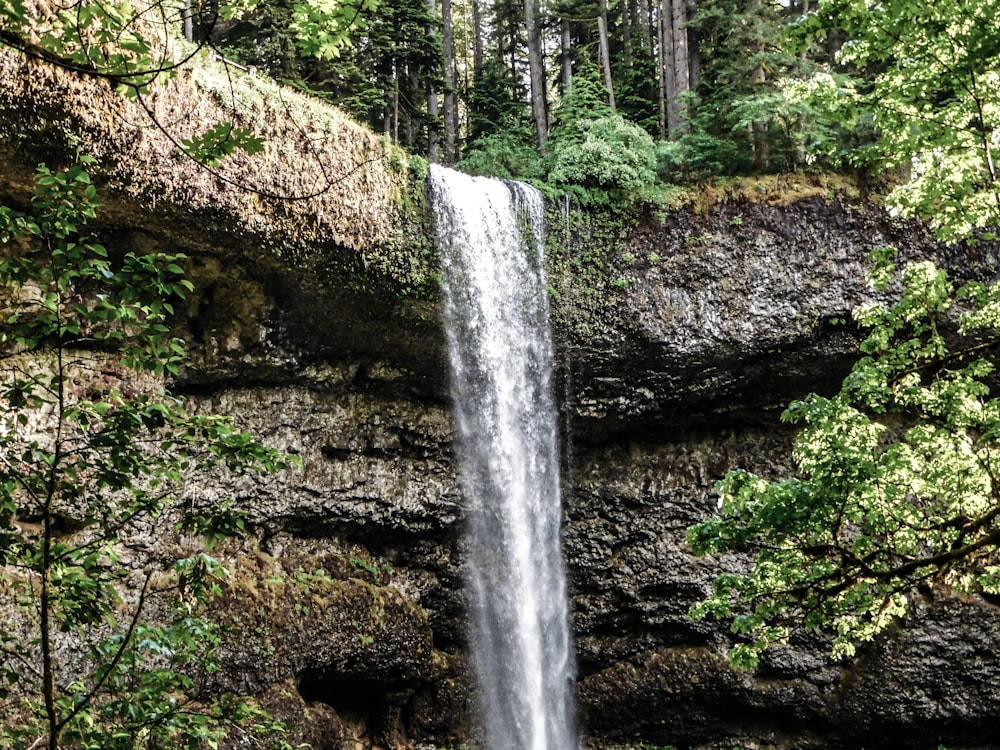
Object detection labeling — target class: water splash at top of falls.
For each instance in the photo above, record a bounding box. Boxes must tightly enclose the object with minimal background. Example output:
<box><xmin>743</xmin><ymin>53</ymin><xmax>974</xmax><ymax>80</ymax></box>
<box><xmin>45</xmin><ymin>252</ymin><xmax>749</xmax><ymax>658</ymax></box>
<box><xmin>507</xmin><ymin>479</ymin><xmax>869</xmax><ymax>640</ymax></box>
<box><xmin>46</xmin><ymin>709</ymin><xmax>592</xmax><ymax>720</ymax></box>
<box><xmin>429</xmin><ymin>165</ymin><xmax>578</xmax><ymax>750</ymax></box>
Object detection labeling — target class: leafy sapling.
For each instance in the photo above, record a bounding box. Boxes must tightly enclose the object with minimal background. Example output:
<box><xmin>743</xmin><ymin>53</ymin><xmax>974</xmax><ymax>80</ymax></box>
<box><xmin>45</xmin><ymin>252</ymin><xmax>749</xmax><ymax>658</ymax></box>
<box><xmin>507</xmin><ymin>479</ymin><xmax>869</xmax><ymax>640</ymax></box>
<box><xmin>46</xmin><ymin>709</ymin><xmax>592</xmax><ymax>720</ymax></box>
<box><xmin>0</xmin><ymin>156</ymin><xmax>297</xmax><ymax>749</ymax></box>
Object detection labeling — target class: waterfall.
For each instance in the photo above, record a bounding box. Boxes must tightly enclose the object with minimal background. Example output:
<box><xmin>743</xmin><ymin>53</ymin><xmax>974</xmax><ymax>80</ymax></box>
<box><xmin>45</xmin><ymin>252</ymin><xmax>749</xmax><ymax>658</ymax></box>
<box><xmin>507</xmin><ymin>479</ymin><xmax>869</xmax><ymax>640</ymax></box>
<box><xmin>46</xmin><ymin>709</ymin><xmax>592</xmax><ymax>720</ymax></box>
<box><xmin>429</xmin><ymin>165</ymin><xmax>578</xmax><ymax>750</ymax></box>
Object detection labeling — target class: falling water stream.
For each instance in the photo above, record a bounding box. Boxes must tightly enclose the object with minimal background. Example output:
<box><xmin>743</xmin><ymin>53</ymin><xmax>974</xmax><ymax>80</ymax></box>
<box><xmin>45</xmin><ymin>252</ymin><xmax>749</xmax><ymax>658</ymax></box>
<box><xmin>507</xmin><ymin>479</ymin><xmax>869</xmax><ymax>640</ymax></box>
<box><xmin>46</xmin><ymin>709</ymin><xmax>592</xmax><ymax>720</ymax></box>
<box><xmin>429</xmin><ymin>165</ymin><xmax>578</xmax><ymax>750</ymax></box>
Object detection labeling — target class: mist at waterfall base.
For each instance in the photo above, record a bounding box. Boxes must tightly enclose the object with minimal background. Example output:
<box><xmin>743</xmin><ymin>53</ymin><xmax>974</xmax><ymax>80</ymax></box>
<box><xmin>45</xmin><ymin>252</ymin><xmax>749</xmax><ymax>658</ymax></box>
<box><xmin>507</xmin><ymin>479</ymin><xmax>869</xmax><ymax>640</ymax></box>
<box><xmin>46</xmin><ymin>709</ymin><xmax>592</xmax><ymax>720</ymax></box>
<box><xmin>429</xmin><ymin>164</ymin><xmax>578</xmax><ymax>750</ymax></box>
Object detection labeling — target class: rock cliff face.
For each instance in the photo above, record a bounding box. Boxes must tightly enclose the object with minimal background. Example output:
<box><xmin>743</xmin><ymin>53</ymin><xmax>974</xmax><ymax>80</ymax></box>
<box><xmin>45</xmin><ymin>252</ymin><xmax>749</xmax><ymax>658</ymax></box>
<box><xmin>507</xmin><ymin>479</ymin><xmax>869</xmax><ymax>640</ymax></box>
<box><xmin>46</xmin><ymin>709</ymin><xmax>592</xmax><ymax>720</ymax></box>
<box><xmin>4</xmin><ymin>47</ymin><xmax>1000</xmax><ymax>750</ymax></box>
<box><xmin>555</xmin><ymin>196</ymin><xmax>1000</xmax><ymax>750</ymax></box>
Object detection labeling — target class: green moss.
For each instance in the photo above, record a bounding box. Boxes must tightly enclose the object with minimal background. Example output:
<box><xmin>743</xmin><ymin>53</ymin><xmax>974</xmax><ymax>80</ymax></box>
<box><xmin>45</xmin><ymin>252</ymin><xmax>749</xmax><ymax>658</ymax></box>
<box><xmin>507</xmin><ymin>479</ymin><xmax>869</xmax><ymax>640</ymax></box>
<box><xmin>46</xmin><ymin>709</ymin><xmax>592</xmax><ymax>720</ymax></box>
<box><xmin>679</xmin><ymin>172</ymin><xmax>862</xmax><ymax>213</ymax></box>
<box><xmin>544</xmin><ymin>199</ymin><xmax>640</xmax><ymax>332</ymax></box>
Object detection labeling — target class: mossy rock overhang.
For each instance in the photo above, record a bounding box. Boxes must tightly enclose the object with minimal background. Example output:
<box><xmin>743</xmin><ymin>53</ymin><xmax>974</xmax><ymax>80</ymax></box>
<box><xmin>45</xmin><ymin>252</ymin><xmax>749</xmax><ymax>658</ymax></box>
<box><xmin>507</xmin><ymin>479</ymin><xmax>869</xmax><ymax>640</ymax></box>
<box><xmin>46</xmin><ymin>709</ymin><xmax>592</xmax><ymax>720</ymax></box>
<box><xmin>0</xmin><ymin>46</ymin><xmax>446</xmax><ymax>394</ymax></box>
<box><xmin>545</xmin><ymin>186</ymin><xmax>1000</xmax><ymax>440</ymax></box>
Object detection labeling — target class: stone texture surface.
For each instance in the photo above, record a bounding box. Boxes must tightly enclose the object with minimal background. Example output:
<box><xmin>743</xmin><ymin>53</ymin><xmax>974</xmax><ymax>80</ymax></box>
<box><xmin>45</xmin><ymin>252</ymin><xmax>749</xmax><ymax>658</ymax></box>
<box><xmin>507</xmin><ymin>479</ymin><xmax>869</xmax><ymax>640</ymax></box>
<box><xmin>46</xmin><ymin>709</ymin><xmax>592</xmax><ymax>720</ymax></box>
<box><xmin>551</xmin><ymin>194</ymin><xmax>1000</xmax><ymax>437</ymax></box>
<box><xmin>157</xmin><ymin>194</ymin><xmax>1000</xmax><ymax>749</ymax></box>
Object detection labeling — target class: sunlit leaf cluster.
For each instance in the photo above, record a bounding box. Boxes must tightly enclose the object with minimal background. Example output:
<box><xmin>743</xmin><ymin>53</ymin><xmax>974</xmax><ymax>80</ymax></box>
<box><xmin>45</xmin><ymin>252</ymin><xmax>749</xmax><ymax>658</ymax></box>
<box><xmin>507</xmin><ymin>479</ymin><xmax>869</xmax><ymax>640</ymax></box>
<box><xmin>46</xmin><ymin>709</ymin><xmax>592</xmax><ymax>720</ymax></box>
<box><xmin>291</xmin><ymin>0</ymin><xmax>378</xmax><ymax>60</ymax></box>
<box><xmin>794</xmin><ymin>0</ymin><xmax>1000</xmax><ymax>239</ymax></box>
<box><xmin>180</xmin><ymin>122</ymin><xmax>265</xmax><ymax>168</ymax></box>
<box><xmin>689</xmin><ymin>249</ymin><xmax>1000</xmax><ymax>670</ymax></box>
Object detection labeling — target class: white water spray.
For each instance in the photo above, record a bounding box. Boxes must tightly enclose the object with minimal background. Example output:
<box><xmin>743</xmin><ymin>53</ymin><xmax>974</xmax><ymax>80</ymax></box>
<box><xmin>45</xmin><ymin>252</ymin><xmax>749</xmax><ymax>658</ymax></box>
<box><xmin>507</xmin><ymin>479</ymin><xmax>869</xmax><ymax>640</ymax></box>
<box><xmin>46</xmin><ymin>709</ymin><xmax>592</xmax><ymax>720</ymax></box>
<box><xmin>429</xmin><ymin>165</ymin><xmax>578</xmax><ymax>750</ymax></box>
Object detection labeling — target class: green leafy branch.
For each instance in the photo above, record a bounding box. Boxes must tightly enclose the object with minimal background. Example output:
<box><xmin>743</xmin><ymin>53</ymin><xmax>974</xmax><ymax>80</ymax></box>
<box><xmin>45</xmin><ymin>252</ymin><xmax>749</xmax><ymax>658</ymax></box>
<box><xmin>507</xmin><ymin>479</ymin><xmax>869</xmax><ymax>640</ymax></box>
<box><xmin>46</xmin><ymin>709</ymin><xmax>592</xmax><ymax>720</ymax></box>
<box><xmin>291</xmin><ymin>0</ymin><xmax>379</xmax><ymax>61</ymax></box>
<box><xmin>689</xmin><ymin>249</ymin><xmax>1000</xmax><ymax>670</ymax></box>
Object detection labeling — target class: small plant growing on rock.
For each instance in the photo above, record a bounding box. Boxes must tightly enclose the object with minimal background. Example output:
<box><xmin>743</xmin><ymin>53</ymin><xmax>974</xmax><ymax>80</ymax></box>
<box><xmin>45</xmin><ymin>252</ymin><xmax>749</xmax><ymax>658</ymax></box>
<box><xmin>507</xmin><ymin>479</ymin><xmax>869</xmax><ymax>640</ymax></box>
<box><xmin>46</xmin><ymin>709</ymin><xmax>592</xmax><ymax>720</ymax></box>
<box><xmin>0</xmin><ymin>157</ymin><xmax>297</xmax><ymax>749</ymax></box>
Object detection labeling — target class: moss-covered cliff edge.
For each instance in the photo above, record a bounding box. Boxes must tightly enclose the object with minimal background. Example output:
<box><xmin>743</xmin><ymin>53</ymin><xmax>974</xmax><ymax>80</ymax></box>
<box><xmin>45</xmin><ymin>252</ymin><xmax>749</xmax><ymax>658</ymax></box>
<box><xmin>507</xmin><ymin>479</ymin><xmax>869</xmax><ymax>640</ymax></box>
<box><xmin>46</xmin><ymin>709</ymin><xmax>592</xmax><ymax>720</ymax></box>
<box><xmin>0</xmin><ymin>47</ymin><xmax>445</xmax><ymax>390</ymax></box>
<box><xmin>5</xmin><ymin>47</ymin><xmax>1000</xmax><ymax>750</ymax></box>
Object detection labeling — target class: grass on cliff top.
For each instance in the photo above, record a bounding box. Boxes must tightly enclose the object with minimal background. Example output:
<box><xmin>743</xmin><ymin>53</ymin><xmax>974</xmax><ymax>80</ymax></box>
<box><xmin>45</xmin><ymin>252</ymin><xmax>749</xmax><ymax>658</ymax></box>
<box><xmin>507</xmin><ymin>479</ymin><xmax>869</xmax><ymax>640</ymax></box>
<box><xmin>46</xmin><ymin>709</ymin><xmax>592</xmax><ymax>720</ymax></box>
<box><xmin>682</xmin><ymin>172</ymin><xmax>865</xmax><ymax>213</ymax></box>
<box><xmin>175</xmin><ymin>46</ymin><xmax>418</xmax><ymax>203</ymax></box>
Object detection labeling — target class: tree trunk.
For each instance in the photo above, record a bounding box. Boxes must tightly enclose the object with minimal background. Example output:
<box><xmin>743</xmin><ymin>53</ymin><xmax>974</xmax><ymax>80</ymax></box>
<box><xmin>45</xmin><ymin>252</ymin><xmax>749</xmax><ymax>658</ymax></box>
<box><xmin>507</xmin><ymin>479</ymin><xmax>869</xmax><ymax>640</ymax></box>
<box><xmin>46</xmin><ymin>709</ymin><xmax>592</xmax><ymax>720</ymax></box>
<box><xmin>687</xmin><ymin>0</ymin><xmax>700</xmax><ymax>92</ymax></box>
<box><xmin>42</xmin><ymin>346</ymin><xmax>67</xmax><ymax>750</ymax></box>
<box><xmin>657</xmin><ymin>0</ymin><xmax>671</xmax><ymax>138</ymax></box>
<box><xmin>561</xmin><ymin>17</ymin><xmax>573</xmax><ymax>94</ymax></box>
<box><xmin>426</xmin><ymin>0</ymin><xmax>440</xmax><ymax>163</ymax></box>
<box><xmin>182</xmin><ymin>0</ymin><xmax>193</xmax><ymax>42</ymax></box>
<box><xmin>472</xmin><ymin>0</ymin><xmax>484</xmax><ymax>78</ymax></box>
<box><xmin>42</xmin><ymin>509</ymin><xmax>57</xmax><ymax>750</ymax></box>
<box><xmin>751</xmin><ymin>62</ymin><xmax>769</xmax><ymax>170</ymax></box>
<box><xmin>668</xmin><ymin>0</ymin><xmax>689</xmax><ymax>133</ymax></box>
<box><xmin>442</xmin><ymin>0</ymin><xmax>456</xmax><ymax>163</ymax></box>
<box><xmin>524</xmin><ymin>0</ymin><xmax>548</xmax><ymax>151</ymax></box>
<box><xmin>622</xmin><ymin>0</ymin><xmax>633</xmax><ymax>68</ymax></box>
<box><xmin>597</xmin><ymin>0</ymin><xmax>616</xmax><ymax>110</ymax></box>
<box><xmin>658</xmin><ymin>0</ymin><xmax>690</xmax><ymax>136</ymax></box>
<box><xmin>393</xmin><ymin>63</ymin><xmax>400</xmax><ymax>144</ymax></box>
<box><xmin>639</xmin><ymin>0</ymin><xmax>654</xmax><ymax>51</ymax></box>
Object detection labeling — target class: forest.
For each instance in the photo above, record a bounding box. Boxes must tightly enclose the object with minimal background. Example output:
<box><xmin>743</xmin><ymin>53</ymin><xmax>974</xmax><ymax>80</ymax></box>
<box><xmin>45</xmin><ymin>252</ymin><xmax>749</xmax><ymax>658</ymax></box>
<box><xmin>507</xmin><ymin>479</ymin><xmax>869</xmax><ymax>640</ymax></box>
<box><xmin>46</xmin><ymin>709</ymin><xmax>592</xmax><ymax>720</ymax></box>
<box><xmin>212</xmin><ymin>0</ymin><xmax>843</xmax><ymax>186</ymax></box>
<box><xmin>206</xmin><ymin>0</ymin><xmax>998</xmax><ymax>224</ymax></box>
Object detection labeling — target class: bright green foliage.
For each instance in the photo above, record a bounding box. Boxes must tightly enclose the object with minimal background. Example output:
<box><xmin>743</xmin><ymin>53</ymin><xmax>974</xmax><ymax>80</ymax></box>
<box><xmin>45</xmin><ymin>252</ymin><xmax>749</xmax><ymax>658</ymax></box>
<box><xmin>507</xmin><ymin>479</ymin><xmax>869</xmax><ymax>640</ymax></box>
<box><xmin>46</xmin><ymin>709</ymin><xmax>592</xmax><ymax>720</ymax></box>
<box><xmin>547</xmin><ymin>64</ymin><xmax>616</xmax><ymax>148</ymax></box>
<box><xmin>456</xmin><ymin>130</ymin><xmax>546</xmax><ymax>182</ymax></box>
<box><xmin>292</xmin><ymin>0</ymin><xmax>378</xmax><ymax>60</ymax></box>
<box><xmin>689</xmin><ymin>249</ymin><xmax>1000</xmax><ymax>670</ymax></box>
<box><xmin>544</xmin><ymin>67</ymin><xmax>661</xmax><ymax>195</ymax></box>
<box><xmin>686</xmin><ymin>0</ymin><xmax>1000</xmax><ymax>678</ymax></box>
<box><xmin>793</xmin><ymin>0</ymin><xmax>1000</xmax><ymax>238</ymax></box>
<box><xmin>548</xmin><ymin>114</ymin><xmax>661</xmax><ymax>192</ymax></box>
<box><xmin>778</xmin><ymin>71</ymin><xmax>881</xmax><ymax>173</ymax></box>
<box><xmin>457</xmin><ymin>60</ymin><xmax>552</xmax><ymax>182</ymax></box>
<box><xmin>458</xmin><ymin>63</ymin><xmax>667</xmax><ymax>200</ymax></box>
<box><xmin>0</xmin><ymin>158</ymin><xmax>296</xmax><ymax>749</ymax></box>
<box><xmin>181</xmin><ymin>122</ymin><xmax>266</xmax><ymax>168</ymax></box>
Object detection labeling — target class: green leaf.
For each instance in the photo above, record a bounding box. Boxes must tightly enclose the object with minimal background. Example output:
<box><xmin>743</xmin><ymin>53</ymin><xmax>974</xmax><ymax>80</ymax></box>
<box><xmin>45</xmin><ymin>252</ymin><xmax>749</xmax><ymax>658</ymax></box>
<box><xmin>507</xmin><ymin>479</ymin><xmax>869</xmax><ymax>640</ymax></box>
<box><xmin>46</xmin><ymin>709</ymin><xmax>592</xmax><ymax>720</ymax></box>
<box><xmin>689</xmin><ymin>255</ymin><xmax>1000</xmax><ymax>669</ymax></box>
<box><xmin>180</xmin><ymin>123</ymin><xmax>266</xmax><ymax>168</ymax></box>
